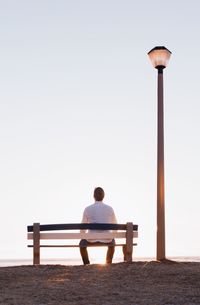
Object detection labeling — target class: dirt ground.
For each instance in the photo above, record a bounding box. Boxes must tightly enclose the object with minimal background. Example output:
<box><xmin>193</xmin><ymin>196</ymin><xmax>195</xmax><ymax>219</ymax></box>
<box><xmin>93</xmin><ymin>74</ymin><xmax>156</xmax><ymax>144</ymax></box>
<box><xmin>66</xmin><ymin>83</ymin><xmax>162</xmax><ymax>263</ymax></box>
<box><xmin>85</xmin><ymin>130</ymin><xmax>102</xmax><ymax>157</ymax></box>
<box><xmin>0</xmin><ymin>261</ymin><xmax>200</xmax><ymax>305</ymax></box>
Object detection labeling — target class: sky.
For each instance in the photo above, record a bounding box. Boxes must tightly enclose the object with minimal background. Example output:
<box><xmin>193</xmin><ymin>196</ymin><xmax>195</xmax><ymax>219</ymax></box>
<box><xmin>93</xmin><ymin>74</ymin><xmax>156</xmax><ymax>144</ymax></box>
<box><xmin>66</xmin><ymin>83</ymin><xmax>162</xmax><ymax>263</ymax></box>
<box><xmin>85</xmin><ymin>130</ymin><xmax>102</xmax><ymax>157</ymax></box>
<box><xmin>0</xmin><ymin>0</ymin><xmax>200</xmax><ymax>262</ymax></box>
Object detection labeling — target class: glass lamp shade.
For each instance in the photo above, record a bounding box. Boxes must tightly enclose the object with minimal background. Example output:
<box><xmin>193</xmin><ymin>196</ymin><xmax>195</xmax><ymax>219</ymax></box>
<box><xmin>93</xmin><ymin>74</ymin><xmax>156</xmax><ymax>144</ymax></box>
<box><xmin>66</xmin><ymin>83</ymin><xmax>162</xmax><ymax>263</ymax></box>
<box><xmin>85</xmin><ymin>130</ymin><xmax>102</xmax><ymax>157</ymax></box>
<box><xmin>148</xmin><ymin>46</ymin><xmax>171</xmax><ymax>69</ymax></box>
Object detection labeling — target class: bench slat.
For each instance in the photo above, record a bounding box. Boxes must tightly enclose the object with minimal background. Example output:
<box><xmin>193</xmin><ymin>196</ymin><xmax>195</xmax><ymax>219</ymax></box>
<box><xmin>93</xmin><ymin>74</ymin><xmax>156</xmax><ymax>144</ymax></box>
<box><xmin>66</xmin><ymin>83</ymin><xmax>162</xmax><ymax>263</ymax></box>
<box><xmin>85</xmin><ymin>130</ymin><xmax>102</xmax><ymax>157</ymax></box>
<box><xmin>27</xmin><ymin>223</ymin><xmax>138</xmax><ymax>232</ymax></box>
<box><xmin>28</xmin><ymin>231</ymin><xmax>138</xmax><ymax>240</ymax></box>
<box><xmin>28</xmin><ymin>243</ymin><xmax>137</xmax><ymax>248</ymax></box>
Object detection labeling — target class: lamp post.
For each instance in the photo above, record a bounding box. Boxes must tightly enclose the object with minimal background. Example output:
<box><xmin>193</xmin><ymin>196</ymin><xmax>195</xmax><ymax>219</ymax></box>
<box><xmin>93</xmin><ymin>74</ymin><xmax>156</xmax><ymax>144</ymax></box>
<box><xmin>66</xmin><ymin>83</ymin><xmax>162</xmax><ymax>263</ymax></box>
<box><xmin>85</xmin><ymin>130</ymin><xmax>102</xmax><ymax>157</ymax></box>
<box><xmin>148</xmin><ymin>46</ymin><xmax>172</xmax><ymax>261</ymax></box>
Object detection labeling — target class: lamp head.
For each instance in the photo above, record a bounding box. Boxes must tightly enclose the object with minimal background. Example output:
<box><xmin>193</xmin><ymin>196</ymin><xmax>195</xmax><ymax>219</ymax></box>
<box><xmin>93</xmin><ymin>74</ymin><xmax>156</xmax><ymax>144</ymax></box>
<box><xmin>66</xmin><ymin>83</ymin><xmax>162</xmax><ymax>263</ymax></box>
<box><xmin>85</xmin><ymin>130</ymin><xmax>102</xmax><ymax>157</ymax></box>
<box><xmin>148</xmin><ymin>46</ymin><xmax>172</xmax><ymax>69</ymax></box>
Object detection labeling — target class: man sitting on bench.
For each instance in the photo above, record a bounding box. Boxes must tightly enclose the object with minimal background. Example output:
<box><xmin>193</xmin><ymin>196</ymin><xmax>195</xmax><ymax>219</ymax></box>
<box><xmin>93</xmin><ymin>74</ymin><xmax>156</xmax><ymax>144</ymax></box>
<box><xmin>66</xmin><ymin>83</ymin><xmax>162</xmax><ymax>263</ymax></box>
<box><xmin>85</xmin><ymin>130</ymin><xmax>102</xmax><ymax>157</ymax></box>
<box><xmin>79</xmin><ymin>187</ymin><xmax>117</xmax><ymax>265</ymax></box>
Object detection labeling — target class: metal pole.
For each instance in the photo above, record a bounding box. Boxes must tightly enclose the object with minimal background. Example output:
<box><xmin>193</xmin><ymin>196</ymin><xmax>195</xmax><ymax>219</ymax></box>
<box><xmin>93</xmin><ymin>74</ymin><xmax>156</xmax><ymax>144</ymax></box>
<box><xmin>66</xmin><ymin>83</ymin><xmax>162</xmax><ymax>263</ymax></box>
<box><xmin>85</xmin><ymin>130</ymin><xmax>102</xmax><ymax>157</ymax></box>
<box><xmin>157</xmin><ymin>67</ymin><xmax>166</xmax><ymax>260</ymax></box>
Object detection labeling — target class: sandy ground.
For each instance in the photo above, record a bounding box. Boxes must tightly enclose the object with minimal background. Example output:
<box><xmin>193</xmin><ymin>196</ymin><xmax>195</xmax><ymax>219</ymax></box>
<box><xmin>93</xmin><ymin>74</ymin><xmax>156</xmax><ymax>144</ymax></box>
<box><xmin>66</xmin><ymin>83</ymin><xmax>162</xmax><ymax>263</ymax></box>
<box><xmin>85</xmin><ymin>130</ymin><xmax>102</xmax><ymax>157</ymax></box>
<box><xmin>0</xmin><ymin>261</ymin><xmax>200</xmax><ymax>305</ymax></box>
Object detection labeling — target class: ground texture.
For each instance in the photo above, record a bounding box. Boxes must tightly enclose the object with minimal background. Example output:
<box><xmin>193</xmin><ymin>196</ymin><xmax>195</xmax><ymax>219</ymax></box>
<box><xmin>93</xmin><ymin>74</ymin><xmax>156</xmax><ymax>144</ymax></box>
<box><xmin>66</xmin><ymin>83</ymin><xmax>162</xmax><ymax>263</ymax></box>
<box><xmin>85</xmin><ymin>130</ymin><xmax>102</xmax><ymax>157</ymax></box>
<box><xmin>0</xmin><ymin>261</ymin><xmax>200</xmax><ymax>305</ymax></box>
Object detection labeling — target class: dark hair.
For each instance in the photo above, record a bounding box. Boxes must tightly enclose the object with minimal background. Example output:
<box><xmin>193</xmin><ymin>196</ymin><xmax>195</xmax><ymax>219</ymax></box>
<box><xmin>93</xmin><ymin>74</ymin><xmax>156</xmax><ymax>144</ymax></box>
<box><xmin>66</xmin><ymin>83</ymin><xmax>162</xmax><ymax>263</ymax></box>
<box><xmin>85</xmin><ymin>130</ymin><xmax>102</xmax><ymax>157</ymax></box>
<box><xmin>94</xmin><ymin>187</ymin><xmax>105</xmax><ymax>201</ymax></box>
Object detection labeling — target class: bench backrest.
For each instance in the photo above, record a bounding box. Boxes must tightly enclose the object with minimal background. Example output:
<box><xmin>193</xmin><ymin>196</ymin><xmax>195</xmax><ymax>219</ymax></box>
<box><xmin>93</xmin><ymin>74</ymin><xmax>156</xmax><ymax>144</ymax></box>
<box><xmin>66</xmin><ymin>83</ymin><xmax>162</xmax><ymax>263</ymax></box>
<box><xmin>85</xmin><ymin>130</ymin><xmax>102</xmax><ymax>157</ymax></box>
<box><xmin>27</xmin><ymin>223</ymin><xmax>138</xmax><ymax>240</ymax></box>
<box><xmin>27</xmin><ymin>223</ymin><xmax>138</xmax><ymax>232</ymax></box>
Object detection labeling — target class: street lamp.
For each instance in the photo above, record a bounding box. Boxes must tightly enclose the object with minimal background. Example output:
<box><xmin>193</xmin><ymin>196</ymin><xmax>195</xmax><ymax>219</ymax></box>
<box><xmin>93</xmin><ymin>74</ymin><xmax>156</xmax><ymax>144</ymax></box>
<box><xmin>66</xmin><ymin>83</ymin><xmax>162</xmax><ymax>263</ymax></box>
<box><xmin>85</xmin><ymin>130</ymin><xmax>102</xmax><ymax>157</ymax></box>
<box><xmin>148</xmin><ymin>46</ymin><xmax>172</xmax><ymax>261</ymax></box>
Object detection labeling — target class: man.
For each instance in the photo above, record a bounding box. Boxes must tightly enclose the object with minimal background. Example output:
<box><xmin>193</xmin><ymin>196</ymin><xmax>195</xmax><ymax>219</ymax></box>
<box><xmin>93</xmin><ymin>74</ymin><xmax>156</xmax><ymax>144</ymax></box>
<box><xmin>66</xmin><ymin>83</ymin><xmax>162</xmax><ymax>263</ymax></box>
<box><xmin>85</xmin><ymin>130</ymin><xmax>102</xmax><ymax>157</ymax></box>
<box><xmin>79</xmin><ymin>187</ymin><xmax>117</xmax><ymax>265</ymax></box>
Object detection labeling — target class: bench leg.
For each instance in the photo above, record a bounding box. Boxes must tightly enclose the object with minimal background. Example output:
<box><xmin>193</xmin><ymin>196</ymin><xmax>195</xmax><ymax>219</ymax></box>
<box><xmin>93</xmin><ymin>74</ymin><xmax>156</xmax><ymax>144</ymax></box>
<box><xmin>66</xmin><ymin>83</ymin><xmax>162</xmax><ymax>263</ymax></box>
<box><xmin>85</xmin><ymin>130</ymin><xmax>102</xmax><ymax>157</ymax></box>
<box><xmin>33</xmin><ymin>223</ymin><xmax>40</xmax><ymax>265</ymax></box>
<box><xmin>125</xmin><ymin>222</ymin><xmax>133</xmax><ymax>262</ymax></box>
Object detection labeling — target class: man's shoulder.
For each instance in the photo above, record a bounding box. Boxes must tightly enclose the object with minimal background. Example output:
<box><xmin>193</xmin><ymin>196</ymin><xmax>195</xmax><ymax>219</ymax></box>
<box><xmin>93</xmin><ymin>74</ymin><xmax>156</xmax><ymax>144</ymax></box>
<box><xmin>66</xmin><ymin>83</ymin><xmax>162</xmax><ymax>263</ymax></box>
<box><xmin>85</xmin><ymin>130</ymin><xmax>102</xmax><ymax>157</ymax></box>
<box><xmin>84</xmin><ymin>202</ymin><xmax>114</xmax><ymax>212</ymax></box>
<box><xmin>102</xmin><ymin>203</ymin><xmax>115</xmax><ymax>212</ymax></box>
<box><xmin>84</xmin><ymin>203</ymin><xmax>95</xmax><ymax>212</ymax></box>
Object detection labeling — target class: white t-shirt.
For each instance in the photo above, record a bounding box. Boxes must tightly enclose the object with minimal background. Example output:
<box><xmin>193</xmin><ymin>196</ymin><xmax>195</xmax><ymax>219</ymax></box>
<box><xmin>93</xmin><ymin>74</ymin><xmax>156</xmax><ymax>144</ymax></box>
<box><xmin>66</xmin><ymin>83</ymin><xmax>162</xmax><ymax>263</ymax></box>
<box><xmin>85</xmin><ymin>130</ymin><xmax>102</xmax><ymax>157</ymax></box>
<box><xmin>81</xmin><ymin>201</ymin><xmax>117</xmax><ymax>242</ymax></box>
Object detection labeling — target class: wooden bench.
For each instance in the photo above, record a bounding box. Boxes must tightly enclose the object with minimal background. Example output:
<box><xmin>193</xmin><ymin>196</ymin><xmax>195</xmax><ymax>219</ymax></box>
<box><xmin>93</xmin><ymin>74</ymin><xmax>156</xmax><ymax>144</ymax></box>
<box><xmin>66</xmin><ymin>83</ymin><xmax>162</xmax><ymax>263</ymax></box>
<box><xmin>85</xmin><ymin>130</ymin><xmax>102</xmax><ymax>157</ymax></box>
<box><xmin>27</xmin><ymin>222</ymin><xmax>138</xmax><ymax>265</ymax></box>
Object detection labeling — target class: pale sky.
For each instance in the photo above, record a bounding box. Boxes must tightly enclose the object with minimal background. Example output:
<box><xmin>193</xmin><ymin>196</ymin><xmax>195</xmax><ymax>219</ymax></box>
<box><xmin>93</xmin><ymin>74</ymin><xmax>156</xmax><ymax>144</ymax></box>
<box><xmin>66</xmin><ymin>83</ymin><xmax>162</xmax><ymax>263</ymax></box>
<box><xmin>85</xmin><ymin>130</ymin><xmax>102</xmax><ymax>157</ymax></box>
<box><xmin>0</xmin><ymin>0</ymin><xmax>200</xmax><ymax>261</ymax></box>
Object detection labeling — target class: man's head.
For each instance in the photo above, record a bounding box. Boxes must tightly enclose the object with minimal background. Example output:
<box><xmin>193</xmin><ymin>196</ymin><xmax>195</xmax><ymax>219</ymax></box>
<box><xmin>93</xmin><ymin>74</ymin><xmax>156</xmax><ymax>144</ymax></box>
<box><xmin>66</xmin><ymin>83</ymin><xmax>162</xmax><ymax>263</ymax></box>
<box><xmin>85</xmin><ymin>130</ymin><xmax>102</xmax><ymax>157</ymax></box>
<box><xmin>94</xmin><ymin>187</ymin><xmax>105</xmax><ymax>201</ymax></box>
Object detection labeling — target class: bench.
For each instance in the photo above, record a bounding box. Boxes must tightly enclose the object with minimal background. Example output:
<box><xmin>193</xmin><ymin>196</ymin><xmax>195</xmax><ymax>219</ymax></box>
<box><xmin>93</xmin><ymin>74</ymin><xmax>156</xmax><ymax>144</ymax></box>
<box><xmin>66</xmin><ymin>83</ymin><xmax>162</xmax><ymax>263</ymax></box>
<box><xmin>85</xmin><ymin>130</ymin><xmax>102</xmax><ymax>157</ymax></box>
<box><xmin>27</xmin><ymin>222</ymin><xmax>138</xmax><ymax>265</ymax></box>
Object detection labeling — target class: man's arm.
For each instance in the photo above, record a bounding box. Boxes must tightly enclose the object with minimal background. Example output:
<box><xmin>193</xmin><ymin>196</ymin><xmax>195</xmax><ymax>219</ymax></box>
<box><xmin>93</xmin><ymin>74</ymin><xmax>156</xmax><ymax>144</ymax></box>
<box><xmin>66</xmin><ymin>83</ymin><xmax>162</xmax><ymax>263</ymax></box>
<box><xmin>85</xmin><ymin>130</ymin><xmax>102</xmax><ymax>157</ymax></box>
<box><xmin>80</xmin><ymin>209</ymin><xmax>88</xmax><ymax>233</ymax></box>
<box><xmin>111</xmin><ymin>208</ymin><xmax>117</xmax><ymax>224</ymax></box>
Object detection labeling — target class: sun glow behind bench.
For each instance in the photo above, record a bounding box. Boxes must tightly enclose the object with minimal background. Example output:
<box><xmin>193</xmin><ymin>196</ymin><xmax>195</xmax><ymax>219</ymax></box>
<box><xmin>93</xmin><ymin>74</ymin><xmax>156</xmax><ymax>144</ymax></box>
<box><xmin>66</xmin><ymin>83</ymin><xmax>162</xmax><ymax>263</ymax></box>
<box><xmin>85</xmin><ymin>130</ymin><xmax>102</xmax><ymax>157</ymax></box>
<box><xmin>27</xmin><ymin>223</ymin><xmax>138</xmax><ymax>264</ymax></box>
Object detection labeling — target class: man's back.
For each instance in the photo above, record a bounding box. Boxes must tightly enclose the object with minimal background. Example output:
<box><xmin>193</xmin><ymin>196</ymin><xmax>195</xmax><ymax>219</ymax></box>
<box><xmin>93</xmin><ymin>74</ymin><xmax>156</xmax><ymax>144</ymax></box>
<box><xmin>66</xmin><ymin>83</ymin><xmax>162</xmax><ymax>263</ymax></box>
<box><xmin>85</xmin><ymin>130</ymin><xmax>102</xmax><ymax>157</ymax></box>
<box><xmin>82</xmin><ymin>201</ymin><xmax>117</xmax><ymax>224</ymax></box>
